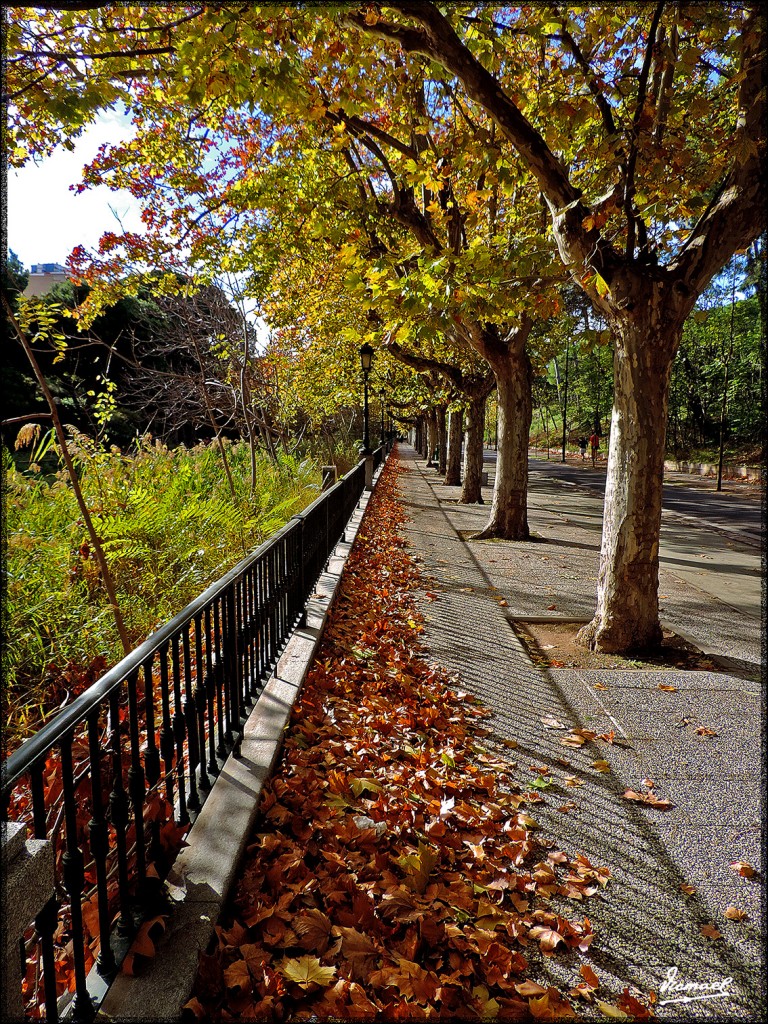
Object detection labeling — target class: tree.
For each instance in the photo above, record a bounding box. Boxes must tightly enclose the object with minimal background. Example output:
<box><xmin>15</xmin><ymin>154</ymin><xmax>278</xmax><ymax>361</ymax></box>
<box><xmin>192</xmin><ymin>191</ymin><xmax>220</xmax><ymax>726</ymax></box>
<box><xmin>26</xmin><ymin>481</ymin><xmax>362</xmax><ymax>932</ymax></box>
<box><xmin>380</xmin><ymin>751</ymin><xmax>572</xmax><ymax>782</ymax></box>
<box><xmin>342</xmin><ymin>2</ymin><xmax>766</xmax><ymax>651</ymax></box>
<box><xmin>6</xmin><ymin>3</ymin><xmax>765</xmax><ymax>652</ymax></box>
<box><xmin>386</xmin><ymin>337</ymin><xmax>495</xmax><ymax>503</ymax></box>
<box><xmin>7</xmin><ymin>4</ymin><xmax>564</xmax><ymax>542</ymax></box>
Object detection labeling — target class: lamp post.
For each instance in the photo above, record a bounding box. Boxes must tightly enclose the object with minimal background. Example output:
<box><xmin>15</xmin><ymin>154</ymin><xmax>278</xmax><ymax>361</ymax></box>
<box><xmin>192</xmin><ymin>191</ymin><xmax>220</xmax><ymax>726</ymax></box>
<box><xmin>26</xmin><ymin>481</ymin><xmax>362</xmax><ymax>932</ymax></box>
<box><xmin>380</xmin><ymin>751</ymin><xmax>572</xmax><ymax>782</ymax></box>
<box><xmin>359</xmin><ymin>342</ymin><xmax>373</xmax><ymax>455</ymax></box>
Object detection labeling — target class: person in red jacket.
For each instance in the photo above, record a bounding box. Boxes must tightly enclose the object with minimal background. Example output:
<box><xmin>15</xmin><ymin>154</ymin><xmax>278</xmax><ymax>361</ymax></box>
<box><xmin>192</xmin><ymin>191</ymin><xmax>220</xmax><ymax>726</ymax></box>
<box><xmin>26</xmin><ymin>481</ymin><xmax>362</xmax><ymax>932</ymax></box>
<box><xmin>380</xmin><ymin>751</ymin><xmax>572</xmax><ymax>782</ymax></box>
<box><xmin>589</xmin><ymin>431</ymin><xmax>600</xmax><ymax>467</ymax></box>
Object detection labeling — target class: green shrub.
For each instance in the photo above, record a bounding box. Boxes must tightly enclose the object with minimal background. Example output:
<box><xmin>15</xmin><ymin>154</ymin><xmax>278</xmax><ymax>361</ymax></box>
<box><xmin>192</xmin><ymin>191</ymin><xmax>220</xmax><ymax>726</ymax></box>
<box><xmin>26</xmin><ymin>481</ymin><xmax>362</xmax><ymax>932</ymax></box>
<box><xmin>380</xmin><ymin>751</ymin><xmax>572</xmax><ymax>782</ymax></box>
<box><xmin>3</xmin><ymin>433</ymin><xmax>320</xmax><ymax>740</ymax></box>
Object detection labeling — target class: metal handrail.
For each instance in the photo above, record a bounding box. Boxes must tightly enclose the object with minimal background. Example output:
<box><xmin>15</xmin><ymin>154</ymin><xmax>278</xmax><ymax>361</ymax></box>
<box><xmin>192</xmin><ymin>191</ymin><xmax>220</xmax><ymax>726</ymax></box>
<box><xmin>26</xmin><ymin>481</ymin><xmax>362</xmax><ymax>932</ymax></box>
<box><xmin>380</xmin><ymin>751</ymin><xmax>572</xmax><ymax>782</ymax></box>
<box><xmin>2</xmin><ymin>445</ymin><xmax>387</xmax><ymax>1021</ymax></box>
<box><xmin>3</xmin><ymin>516</ymin><xmax>299</xmax><ymax>793</ymax></box>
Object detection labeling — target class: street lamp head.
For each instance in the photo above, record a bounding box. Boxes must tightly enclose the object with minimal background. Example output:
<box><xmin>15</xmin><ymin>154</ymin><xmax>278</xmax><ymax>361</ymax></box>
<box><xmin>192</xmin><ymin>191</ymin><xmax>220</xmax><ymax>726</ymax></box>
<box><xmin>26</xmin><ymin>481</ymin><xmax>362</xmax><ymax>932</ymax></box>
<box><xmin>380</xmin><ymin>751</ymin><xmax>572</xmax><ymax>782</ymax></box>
<box><xmin>359</xmin><ymin>342</ymin><xmax>374</xmax><ymax>373</ymax></box>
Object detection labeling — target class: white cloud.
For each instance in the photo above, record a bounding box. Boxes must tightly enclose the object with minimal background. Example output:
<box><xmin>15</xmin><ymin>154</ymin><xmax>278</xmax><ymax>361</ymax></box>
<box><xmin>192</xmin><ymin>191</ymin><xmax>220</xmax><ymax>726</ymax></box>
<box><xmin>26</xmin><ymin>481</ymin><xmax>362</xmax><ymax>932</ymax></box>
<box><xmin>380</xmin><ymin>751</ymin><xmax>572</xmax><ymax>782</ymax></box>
<box><xmin>6</xmin><ymin>109</ymin><xmax>145</xmax><ymax>272</ymax></box>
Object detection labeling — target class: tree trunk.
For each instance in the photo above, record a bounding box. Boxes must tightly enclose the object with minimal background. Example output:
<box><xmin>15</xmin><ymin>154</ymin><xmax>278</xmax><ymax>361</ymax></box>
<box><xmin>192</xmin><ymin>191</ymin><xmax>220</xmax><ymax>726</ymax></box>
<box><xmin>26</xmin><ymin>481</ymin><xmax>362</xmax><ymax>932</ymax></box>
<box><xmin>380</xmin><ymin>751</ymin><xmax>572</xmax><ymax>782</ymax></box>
<box><xmin>414</xmin><ymin>416</ymin><xmax>425</xmax><ymax>456</ymax></box>
<box><xmin>578</xmin><ymin>302</ymin><xmax>683</xmax><ymax>653</ymax></box>
<box><xmin>460</xmin><ymin>396</ymin><xmax>485</xmax><ymax>504</ymax></box>
<box><xmin>445</xmin><ymin>408</ymin><xmax>462</xmax><ymax>485</ymax></box>
<box><xmin>474</xmin><ymin>346</ymin><xmax>532</xmax><ymax>540</ymax></box>
<box><xmin>437</xmin><ymin>405</ymin><xmax>447</xmax><ymax>475</ymax></box>
<box><xmin>426</xmin><ymin>408</ymin><xmax>438</xmax><ymax>466</ymax></box>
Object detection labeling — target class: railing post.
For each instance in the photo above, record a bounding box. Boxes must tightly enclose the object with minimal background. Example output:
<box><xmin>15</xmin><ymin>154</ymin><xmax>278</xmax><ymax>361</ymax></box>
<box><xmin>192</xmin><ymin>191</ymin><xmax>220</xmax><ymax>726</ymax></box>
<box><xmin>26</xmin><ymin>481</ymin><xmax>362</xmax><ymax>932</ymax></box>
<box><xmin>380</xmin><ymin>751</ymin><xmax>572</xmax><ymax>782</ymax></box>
<box><xmin>290</xmin><ymin>514</ymin><xmax>306</xmax><ymax>625</ymax></box>
<box><xmin>365</xmin><ymin>454</ymin><xmax>374</xmax><ymax>491</ymax></box>
<box><xmin>1</xmin><ymin>822</ymin><xmax>55</xmax><ymax>1023</ymax></box>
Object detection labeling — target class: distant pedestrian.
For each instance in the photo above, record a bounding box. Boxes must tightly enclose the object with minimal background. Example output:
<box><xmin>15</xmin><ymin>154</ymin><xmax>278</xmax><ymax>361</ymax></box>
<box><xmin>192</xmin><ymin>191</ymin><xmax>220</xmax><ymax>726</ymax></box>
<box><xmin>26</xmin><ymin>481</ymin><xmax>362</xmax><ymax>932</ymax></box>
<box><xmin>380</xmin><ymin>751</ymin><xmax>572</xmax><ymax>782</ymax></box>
<box><xmin>589</xmin><ymin>431</ymin><xmax>600</xmax><ymax>466</ymax></box>
<box><xmin>579</xmin><ymin>437</ymin><xmax>587</xmax><ymax>461</ymax></box>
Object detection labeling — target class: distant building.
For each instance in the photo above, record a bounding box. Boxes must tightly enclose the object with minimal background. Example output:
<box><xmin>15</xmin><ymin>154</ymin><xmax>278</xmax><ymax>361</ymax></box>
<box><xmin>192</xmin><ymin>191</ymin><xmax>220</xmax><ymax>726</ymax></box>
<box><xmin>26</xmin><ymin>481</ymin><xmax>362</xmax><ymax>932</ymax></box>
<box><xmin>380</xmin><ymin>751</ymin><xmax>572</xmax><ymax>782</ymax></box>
<box><xmin>24</xmin><ymin>263</ymin><xmax>68</xmax><ymax>297</ymax></box>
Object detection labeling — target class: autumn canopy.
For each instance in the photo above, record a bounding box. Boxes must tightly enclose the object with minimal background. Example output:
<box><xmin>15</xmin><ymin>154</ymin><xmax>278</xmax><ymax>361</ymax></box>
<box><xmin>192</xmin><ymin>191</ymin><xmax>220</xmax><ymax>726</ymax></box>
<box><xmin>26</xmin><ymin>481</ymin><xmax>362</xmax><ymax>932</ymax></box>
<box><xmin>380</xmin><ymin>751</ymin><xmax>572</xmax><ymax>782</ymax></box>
<box><xmin>5</xmin><ymin>3</ymin><xmax>766</xmax><ymax>654</ymax></box>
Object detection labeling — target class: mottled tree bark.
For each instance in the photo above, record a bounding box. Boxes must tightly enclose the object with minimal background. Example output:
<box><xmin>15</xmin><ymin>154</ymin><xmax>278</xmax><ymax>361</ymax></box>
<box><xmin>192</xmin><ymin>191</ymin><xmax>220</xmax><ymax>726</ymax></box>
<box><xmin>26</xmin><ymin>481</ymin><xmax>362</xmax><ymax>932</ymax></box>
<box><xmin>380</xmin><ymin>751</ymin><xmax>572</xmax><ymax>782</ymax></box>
<box><xmin>437</xmin><ymin>404</ymin><xmax>447</xmax><ymax>475</ymax></box>
<box><xmin>460</xmin><ymin>395</ymin><xmax>486</xmax><ymax>504</ymax></box>
<box><xmin>350</xmin><ymin>4</ymin><xmax>765</xmax><ymax>654</ymax></box>
<box><xmin>471</xmin><ymin>320</ymin><xmax>533</xmax><ymax>540</ymax></box>
<box><xmin>426</xmin><ymin>407</ymin><xmax>438</xmax><ymax>466</ymax></box>
<box><xmin>578</xmin><ymin>282</ymin><xmax>688</xmax><ymax>651</ymax></box>
<box><xmin>445</xmin><ymin>408</ymin><xmax>463</xmax><ymax>485</ymax></box>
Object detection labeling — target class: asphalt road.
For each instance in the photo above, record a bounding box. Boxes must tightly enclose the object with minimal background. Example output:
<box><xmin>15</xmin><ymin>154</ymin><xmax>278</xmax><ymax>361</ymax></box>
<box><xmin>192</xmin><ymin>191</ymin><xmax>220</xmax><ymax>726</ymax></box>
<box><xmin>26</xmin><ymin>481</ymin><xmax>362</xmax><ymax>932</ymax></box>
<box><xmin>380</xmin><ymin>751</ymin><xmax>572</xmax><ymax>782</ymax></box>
<box><xmin>486</xmin><ymin>452</ymin><xmax>764</xmax><ymax>550</ymax></box>
<box><xmin>473</xmin><ymin>449</ymin><xmax>764</xmax><ymax>621</ymax></box>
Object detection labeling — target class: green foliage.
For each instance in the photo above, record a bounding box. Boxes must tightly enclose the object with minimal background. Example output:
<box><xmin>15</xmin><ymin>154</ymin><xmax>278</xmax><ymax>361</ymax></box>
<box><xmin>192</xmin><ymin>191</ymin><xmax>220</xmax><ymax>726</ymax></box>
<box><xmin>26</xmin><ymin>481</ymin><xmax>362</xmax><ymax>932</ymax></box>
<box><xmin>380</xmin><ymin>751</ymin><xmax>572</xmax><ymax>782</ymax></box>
<box><xmin>3</xmin><ymin>434</ymin><xmax>320</xmax><ymax>737</ymax></box>
<box><xmin>668</xmin><ymin>293</ymin><xmax>763</xmax><ymax>456</ymax></box>
<box><xmin>2</xmin><ymin>249</ymin><xmax>29</xmax><ymax>297</ymax></box>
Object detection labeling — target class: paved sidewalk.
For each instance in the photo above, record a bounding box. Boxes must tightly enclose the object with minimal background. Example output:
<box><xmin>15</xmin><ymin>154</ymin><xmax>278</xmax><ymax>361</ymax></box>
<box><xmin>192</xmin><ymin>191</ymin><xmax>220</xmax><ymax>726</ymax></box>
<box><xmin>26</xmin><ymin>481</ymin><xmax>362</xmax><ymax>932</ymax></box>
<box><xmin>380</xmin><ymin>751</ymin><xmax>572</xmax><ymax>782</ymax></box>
<box><xmin>397</xmin><ymin>444</ymin><xmax>764</xmax><ymax>1020</ymax></box>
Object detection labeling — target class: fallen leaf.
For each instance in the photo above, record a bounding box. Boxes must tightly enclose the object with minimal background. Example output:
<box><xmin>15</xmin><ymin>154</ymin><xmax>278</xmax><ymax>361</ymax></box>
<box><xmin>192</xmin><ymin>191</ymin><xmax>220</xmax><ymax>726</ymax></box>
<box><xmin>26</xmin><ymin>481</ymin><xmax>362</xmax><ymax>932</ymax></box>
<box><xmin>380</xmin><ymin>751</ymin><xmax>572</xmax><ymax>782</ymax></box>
<box><xmin>641</xmin><ymin>778</ymin><xmax>655</xmax><ymax>789</ymax></box>
<box><xmin>700</xmin><ymin>923</ymin><xmax>722</xmax><ymax>940</ymax></box>
<box><xmin>294</xmin><ymin>909</ymin><xmax>332</xmax><ymax>953</ymax></box>
<box><xmin>514</xmin><ymin>980</ymin><xmax>548</xmax><ymax>997</ymax></box>
<box><xmin>593</xmin><ymin>682</ymin><xmax>608</xmax><ymax>690</ymax></box>
<box><xmin>596</xmin><ymin>998</ymin><xmax>629</xmax><ymax>1019</ymax></box>
<box><xmin>561</xmin><ymin>733</ymin><xmax>587</xmax><ymax>748</ymax></box>
<box><xmin>679</xmin><ymin>883</ymin><xmax>696</xmax><ymax>895</ymax></box>
<box><xmin>592</xmin><ymin>760</ymin><xmax>610</xmax><ymax>773</ymax></box>
<box><xmin>181</xmin><ymin>996</ymin><xmax>207</xmax><ymax>1020</ymax></box>
<box><xmin>617</xmin><ymin>989</ymin><xmax>655</xmax><ymax>1019</ymax></box>
<box><xmin>730</xmin><ymin>861</ymin><xmax>756</xmax><ymax>878</ymax></box>
<box><xmin>223</xmin><ymin>959</ymin><xmax>251</xmax><ymax>996</ymax></box>
<box><xmin>529</xmin><ymin>925</ymin><xmax>565</xmax><ymax>952</ymax></box>
<box><xmin>279</xmin><ymin>955</ymin><xmax>337</xmax><ymax>989</ymax></box>
<box><xmin>185</xmin><ymin>458</ymin><xmax>618</xmax><ymax>1022</ymax></box>
<box><xmin>657</xmin><ymin>684</ymin><xmax>678</xmax><ymax>692</ymax></box>
<box><xmin>499</xmin><ymin>599</ymin><xmax>508</xmax><ymax>607</ymax></box>
<box><xmin>580</xmin><ymin>964</ymin><xmax>600</xmax><ymax>989</ymax></box>
<box><xmin>564</xmin><ymin>776</ymin><xmax>583</xmax><ymax>788</ymax></box>
<box><xmin>724</xmin><ymin>906</ymin><xmax>748</xmax><ymax>921</ymax></box>
<box><xmin>622</xmin><ymin>789</ymin><xmax>673</xmax><ymax>809</ymax></box>
<box><xmin>540</xmin><ymin>716</ymin><xmax>568</xmax><ymax>730</ymax></box>
<box><xmin>696</xmin><ymin>726</ymin><xmax>717</xmax><ymax>736</ymax></box>
<box><xmin>546</xmin><ymin>604</ymin><xmax>557</xmax><ymax>610</ymax></box>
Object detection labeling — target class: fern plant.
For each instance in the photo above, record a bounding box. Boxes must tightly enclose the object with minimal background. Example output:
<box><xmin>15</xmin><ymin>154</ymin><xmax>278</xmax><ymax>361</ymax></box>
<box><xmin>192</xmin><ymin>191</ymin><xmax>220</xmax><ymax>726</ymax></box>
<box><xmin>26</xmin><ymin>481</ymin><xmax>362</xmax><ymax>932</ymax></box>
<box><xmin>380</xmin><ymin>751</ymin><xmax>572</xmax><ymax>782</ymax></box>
<box><xmin>3</xmin><ymin>435</ymin><xmax>320</xmax><ymax>741</ymax></box>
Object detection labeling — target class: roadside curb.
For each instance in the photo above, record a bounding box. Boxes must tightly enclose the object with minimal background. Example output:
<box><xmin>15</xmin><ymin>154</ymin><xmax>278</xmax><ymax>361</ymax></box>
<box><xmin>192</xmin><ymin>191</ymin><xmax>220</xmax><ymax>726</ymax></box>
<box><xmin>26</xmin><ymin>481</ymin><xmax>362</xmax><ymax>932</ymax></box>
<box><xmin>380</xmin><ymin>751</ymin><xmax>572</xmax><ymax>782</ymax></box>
<box><xmin>96</xmin><ymin>461</ymin><xmax>387</xmax><ymax>1023</ymax></box>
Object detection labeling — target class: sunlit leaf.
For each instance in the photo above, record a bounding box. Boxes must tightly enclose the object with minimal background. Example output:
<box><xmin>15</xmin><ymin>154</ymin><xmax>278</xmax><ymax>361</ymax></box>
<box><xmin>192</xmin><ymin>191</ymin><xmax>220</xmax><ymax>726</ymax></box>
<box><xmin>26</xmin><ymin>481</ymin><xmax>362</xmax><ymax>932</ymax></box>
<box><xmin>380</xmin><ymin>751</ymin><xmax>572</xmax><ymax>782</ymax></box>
<box><xmin>278</xmin><ymin>955</ymin><xmax>337</xmax><ymax>988</ymax></box>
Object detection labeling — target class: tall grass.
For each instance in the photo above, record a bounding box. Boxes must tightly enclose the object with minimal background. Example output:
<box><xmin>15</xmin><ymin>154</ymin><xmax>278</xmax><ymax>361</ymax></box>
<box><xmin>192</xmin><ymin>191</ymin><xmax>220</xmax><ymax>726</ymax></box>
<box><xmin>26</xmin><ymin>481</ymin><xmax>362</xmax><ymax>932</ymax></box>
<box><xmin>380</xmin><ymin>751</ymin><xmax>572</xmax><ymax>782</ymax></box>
<box><xmin>3</xmin><ymin>431</ymin><xmax>320</xmax><ymax>740</ymax></box>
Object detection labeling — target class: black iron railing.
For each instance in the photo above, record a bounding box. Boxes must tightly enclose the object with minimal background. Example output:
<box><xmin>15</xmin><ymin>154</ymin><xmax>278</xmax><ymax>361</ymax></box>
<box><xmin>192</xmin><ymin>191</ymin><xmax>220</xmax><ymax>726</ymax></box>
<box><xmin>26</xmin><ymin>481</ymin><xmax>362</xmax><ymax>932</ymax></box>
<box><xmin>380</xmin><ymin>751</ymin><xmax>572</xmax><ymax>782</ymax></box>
<box><xmin>2</xmin><ymin>446</ymin><xmax>386</xmax><ymax>1021</ymax></box>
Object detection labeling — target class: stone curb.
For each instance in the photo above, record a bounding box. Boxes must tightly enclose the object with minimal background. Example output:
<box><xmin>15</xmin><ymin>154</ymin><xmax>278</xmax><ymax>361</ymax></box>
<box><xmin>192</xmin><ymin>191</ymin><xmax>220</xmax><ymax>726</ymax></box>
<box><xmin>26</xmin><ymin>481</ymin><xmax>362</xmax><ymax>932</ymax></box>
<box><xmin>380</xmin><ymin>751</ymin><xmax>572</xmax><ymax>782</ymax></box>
<box><xmin>96</xmin><ymin>462</ymin><xmax>386</xmax><ymax>1023</ymax></box>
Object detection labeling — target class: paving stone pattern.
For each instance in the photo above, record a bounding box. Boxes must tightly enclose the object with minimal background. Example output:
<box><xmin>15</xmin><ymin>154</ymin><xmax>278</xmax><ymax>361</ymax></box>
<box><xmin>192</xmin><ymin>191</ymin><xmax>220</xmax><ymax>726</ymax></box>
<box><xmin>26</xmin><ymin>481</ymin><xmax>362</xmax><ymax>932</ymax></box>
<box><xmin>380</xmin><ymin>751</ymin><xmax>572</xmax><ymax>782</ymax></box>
<box><xmin>397</xmin><ymin>445</ymin><xmax>764</xmax><ymax>1021</ymax></box>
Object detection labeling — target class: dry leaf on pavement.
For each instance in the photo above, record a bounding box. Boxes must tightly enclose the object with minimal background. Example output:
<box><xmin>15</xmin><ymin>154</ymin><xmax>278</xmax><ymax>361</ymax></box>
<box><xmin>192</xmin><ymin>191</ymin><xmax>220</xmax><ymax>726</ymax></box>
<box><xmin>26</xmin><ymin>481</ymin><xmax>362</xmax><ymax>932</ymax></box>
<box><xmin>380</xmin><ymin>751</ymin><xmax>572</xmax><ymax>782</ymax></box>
<box><xmin>724</xmin><ymin>906</ymin><xmax>748</xmax><ymax>921</ymax></box>
<box><xmin>730</xmin><ymin>860</ymin><xmax>756</xmax><ymax>877</ymax></box>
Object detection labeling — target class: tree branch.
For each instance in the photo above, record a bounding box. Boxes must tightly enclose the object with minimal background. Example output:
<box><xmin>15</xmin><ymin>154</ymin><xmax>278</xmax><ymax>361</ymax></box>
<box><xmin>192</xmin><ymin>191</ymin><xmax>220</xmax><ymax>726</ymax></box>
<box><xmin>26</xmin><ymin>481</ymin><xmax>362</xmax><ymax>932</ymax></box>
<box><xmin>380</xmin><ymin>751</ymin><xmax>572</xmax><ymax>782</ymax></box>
<box><xmin>624</xmin><ymin>1</ymin><xmax>665</xmax><ymax>257</ymax></box>
<box><xmin>670</xmin><ymin>6</ymin><xmax>766</xmax><ymax>293</ymax></box>
<box><xmin>345</xmin><ymin>2</ymin><xmax>622</xmax><ymax>283</ymax></box>
<box><xmin>14</xmin><ymin>44</ymin><xmax>174</xmax><ymax>61</ymax></box>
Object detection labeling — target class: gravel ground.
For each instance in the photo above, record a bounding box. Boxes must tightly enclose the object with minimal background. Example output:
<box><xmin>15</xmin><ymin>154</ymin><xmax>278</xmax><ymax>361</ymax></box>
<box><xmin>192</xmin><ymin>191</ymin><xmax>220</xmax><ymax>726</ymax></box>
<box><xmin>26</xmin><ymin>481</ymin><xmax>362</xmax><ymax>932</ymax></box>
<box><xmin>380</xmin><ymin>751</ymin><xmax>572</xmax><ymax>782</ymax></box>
<box><xmin>397</xmin><ymin>444</ymin><xmax>765</xmax><ymax>1021</ymax></box>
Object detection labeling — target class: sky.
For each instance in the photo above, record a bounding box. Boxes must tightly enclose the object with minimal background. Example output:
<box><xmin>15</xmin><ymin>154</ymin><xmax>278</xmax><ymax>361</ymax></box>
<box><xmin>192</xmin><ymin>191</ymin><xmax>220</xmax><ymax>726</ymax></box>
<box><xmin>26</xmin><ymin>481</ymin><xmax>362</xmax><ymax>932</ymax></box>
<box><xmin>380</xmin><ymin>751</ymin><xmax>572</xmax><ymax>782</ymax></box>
<box><xmin>6</xmin><ymin>109</ymin><xmax>144</xmax><ymax>272</ymax></box>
